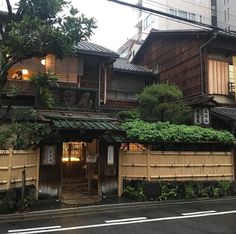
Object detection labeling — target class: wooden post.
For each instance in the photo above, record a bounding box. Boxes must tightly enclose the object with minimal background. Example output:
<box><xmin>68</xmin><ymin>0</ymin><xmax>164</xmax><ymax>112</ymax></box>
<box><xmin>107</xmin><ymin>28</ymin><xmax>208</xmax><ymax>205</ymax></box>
<box><xmin>35</xmin><ymin>148</ymin><xmax>40</xmax><ymax>200</ymax></box>
<box><xmin>232</xmin><ymin>147</ymin><xmax>235</xmax><ymax>181</ymax></box>
<box><xmin>118</xmin><ymin>150</ymin><xmax>122</xmax><ymax>197</ymax></box>
<box><xmin>21</xmin><ymin>168</ymin><xmax>26</xmax><ymax>210</ymax></box>
<box><xmin>7</xmin><ymin>148</ymin><xmax>13</xmax><ymax>190</ymax></box>
<box><xmin>147</xmin><ymin>146</ymin><xmax>151</xmax><ymax>181</ymax></box>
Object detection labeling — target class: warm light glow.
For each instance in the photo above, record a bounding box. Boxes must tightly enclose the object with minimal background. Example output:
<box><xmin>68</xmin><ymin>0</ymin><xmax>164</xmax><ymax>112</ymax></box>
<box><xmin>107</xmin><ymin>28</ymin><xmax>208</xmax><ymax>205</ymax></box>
<box><xmin>41</xmin><ymin>59</ymin><xmax>46</xmax><ymax>66</ymax></box>
<box><xmin>22</xmin><ymin>69</ymin><xmax>29</xmax><ymax>75</ymax></box>
<box><xmin>62</xmin><ymin>157</ymin><xmax>80</xmax><ymax>162</ymax></box>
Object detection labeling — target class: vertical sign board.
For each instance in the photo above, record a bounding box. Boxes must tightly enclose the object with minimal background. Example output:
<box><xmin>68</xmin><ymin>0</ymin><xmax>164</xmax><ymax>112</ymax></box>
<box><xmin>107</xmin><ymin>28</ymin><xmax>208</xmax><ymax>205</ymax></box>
<box><xmin>42</xmin><ymin>145</ymin><xmax>56</xmax><ymax>165</ymax></box>
<box><xmin>107</xmin><ymin>145</ymin><xmax>114</xmax><ymax>165</ymax></box>
<box><xmin>194</xmin><ymin>108</ymin><xmax>202</xmax><ymax>125</ymax></box>
<box><xmin>202</xmin><ymin>107</ymin><xmax>210</xmax><ymax>125</ymax></box>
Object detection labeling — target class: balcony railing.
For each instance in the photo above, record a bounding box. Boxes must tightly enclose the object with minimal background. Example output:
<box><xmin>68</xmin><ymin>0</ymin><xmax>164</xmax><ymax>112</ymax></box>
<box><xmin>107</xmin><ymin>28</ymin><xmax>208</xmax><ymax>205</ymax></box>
<box><xmin>3</xmin><ymin>79</ymin><xmax>36</xmax><ymax>96</ymax></box>
<box><xmin>107</xmin><ymin>89</ymin><xmax>137</xmax><ymax>101</ymax></box>
<box><xmin>228</xmin><ymin>81</ymin><xmax>235</xmax><ymax>95</ymax></box>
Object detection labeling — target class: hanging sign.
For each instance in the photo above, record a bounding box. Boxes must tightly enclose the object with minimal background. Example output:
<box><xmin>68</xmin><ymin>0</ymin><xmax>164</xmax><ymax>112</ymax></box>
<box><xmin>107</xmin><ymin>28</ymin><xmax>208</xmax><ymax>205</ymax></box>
<box><xmin>202</xmin><ymin>107</ymin><xmax>210</xmax><ymax>125</ymax></box>
<box><xmin>193</xmin><ymin>107</ymin><xmax>202</xmax><ymax>125</ymax></box>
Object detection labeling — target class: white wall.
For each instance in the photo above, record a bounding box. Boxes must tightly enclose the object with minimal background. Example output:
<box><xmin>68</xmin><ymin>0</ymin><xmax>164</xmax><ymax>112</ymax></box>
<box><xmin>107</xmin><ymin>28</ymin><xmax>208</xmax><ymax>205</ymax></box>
<box><xmin>136</xmin><ymin>0</ymin><xmax>211</xmax><ymax>40</ymax></box>
<box><xmin>216</xmin><ymin>0</ymin><xmax>236</xmax><ymax>31</ymax></box>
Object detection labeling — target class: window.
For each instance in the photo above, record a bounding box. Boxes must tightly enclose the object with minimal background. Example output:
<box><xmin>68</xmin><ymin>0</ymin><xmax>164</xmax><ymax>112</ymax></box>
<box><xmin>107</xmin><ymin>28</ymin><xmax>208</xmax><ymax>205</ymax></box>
<box><xmin>169</xmin><ymin>8</ymin><xmax>177</xmax><ymax>16</ymax></box>
<box><xmin>143</xmin><ymin>14</ymin><xmax>154</xmax><ymax>30</ymax></box>
<box><xmin>228</xmin><ymin>8</ymin><xmax>229</xmax><ymax>21</ymax></box>
<box><xmin>178</xmin><ymin>10</ymin><xmax>187</xmax><ymax>19</ymax></box>
<box><xmin>189</xmin><ymin>13</ymin><xmax>196</xmax><ymax>21</ymax></box>
<box><xmin>224</xmin><ymin>10</ymin><xmax>227</xmax><ymax>22</ymax></box>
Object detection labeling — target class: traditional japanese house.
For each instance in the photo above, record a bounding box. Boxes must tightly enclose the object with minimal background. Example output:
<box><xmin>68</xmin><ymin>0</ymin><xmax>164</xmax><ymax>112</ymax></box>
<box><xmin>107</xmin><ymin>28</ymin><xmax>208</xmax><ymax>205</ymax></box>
<box><xmin>132</xmin><ymin>29</ymin><xmax>236</xmax><ymax>131</ymax></box>
<box><xmin>1</xmin><ymin>41</ymin><xmax>154</xmax><ymax>202</ymax></box>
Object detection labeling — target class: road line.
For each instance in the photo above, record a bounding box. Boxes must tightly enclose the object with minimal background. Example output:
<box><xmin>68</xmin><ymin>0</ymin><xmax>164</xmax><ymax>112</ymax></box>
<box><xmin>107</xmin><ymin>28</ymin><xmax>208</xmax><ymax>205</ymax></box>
<box><xmin>182</xmin><ymin>210</ymin><xmax>216</xmax><ymax>216</ymax></box>
<box><xmin>8</xmin><ymin>226</ymin><xmax>61</xmax><ymax>233</ymax></box>
<box><xmin>105</xmin><ymin>217</ymin><xmax>147</xmax><ymax>223</ymax></box>
<box><xmin>9</xmin><ymin>210</ymin><xmax>236</xmax><ymax>234</ymax></box>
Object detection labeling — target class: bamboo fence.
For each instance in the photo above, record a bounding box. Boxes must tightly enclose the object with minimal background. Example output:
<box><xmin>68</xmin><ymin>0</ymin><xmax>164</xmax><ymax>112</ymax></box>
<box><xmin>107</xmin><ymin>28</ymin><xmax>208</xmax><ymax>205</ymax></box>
<box><xmin>0</xmin><ymin>148</ymin><xmax>40</xmax><ymax>199</ymax></box>
<box><xmin>118</xmin><ymin>149</ymin><xmax>234</xmax><ymax>196</ymax></box>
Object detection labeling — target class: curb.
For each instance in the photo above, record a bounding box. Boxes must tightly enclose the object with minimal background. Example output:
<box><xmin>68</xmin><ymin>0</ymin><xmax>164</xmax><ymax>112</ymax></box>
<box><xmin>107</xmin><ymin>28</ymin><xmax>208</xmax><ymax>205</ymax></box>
<box><xmin>0</xmin><ymin>197</ymin><xmax>236</xmax><ymax>222</ymax></box>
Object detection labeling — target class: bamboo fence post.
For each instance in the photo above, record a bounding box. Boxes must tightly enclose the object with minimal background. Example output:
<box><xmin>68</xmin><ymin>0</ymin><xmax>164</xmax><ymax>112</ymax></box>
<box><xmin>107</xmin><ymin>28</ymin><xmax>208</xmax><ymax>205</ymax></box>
<box><xmin>147</xmin><ymin>147</ymin><xmax>150</xmax><ymax>181</ymax></box>
<box><xmin>118</xmin><ymin>150</ymin><xmax>122</xmax><ymax>197</ymax></box>
<box><xmin>7</xmin><ymin>148</ymin><xmax>13</xmax><ymax>190</ymax></box>
<box><xmin>35</xmin><ymin>148</ymin><xmax>40</xmax><ymax>200</ymax></box>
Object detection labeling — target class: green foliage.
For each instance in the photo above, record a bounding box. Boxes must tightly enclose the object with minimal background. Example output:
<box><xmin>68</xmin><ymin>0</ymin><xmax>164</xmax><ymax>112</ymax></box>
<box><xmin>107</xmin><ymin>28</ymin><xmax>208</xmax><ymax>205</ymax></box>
<box><xmin>123</xmin><ymin>181</ymin><xmax>233</xmax><ymax>202</ymax></box>
<box><xmin>30</xmin><ymin>72</ymin><xmax>58</xmax><ymax>108</ymax></box>
<box><xmin>122</xmin><ymin>119</ymin><xmax>236</xmax><ymax>144</ymax></box>
<box><xmin>137</xmin><ymin>83</ymin><xmax>191</xmax><ymax>124</ymax></box>
<box><xmin>123</xmin><ymin>185</ymin><xmax>147</xmax><ymax>201</ymax></box>
<box><xmin>0</xmin><ymin>109</ymin><xmax>53</xmax><ymax>150</ymax></box>
<box><xmin>0</xmin><ymin>0</ymin><xmax>97</xmax><ymax>90</ymax></box>
<box><xmin>118</xmin><ymin>110</ymin><xmax>140</xmax><ymax>121</ymax></box>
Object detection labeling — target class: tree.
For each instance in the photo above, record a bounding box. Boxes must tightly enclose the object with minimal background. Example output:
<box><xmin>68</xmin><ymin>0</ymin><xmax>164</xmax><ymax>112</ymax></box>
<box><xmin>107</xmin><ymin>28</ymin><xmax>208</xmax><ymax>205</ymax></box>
<box><xmin>137</xmin><ymin>83</ymin><xmax>191</xmax><ymax>124</ymax></box>
<box><xmin>0</xmin><ymin>0</ymin><xmax>96</xmax><ymax>92</ymax></box>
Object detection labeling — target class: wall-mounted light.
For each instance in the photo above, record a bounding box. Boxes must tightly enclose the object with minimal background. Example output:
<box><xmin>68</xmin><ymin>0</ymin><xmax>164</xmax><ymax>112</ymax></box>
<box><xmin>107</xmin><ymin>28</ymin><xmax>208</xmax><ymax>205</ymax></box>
<box><xmin>22</xmin><ymin>69</ymin><xmax>29</xmax><ymax>75</ymax></box>
<box><xmin>41</xmin><ymin>58</ymin><xmax>46</xmax><ymax>66</ymax></box>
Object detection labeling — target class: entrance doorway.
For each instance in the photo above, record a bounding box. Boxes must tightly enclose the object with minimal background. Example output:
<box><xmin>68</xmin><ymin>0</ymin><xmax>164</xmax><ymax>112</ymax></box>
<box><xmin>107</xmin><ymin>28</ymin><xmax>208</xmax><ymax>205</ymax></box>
<box><xmin>61</xmin><ymin>140</ymin><xmax>100</xmax><ymax>205</ymax></box>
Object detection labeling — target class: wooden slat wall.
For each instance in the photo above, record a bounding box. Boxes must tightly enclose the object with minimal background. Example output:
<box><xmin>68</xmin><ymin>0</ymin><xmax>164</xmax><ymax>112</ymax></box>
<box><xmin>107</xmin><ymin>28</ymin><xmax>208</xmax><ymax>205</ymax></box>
<box><xmin>0</xmin><ymin>149</ymin><xmax>39</xmax><ymax>198</ymax></box>
<box><xmin>134</xmin><ymin>36</ymin><xmax>204</xmax><ymax>97</ymax></box>
<box><xmin>118</xmin><ymin>149</ymin><xmax>234</xmax><ymax>196</ymax></box>
<box><xmin>208</xmin><ymin>59</ymin><xmax>229</xmax><ymax>95</ymax></box>
<box><xmin>46</xmin><ymin>55</ymin><xmax>78</xmax><ymax>84</ymax></box>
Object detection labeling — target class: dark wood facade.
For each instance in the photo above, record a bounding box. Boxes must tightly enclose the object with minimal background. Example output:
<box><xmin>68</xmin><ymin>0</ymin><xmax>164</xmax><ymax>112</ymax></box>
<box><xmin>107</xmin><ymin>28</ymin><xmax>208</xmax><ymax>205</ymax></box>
<box><xmin>133</xmin><ymin>30</ymin><xmax>236</xmax><ymax>103</ymax></box>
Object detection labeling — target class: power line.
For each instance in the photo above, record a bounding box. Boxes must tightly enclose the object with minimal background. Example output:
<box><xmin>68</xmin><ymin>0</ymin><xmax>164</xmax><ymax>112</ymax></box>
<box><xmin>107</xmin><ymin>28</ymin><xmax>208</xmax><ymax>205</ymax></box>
<box><xmin>108</xmin><ymin>0</ymin><xmax>236</xmax><ymax>36</ymax></box>
<box><xmin>142</xmin><ymin>0</ymin><xmax>236</xmax><ymax>31</ymax></box>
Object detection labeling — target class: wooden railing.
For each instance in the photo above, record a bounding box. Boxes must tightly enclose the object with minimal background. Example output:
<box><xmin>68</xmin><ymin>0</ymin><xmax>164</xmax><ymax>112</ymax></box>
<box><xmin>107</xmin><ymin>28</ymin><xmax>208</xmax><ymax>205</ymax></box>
<box><xmin>118</xmin><ymin>149</ymin><xmax>234</xmax><ymax>196</ymax></box>
<box><xmin>0</xmin><ymin>148</ymin><xmax>40</xmax><ymax>199</ymax></box>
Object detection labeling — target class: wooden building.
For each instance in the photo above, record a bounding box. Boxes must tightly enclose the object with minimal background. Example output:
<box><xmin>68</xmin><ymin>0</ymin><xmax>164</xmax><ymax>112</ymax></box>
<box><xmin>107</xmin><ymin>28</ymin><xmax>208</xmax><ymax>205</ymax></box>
<box><xmin>1</xmin><ymin>41</ymin><xmax>154</xmax><ymax>202</ymax></box>
<box><xmin>132</xmin><ymin>29</ymin><xmax>236</xmax><ymax>132</ymax></box>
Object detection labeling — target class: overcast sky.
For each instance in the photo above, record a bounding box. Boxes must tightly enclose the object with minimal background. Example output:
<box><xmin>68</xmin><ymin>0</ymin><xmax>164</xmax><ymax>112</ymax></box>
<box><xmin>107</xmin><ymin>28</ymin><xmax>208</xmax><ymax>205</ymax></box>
<box><xmin>0</xmin><ymin>0</ymin><xmax>139</xmax><ymax>52</ymax></box>
<box><xmin>71</xmin><ymin>0</ymin><xmax>138</xmax><ymax>51</ymax></box>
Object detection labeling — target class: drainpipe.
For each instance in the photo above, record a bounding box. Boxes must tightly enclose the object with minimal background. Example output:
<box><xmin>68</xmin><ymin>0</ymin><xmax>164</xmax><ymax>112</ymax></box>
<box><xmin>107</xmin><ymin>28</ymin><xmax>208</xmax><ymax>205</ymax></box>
<box><xmin>200</xmin><ymin>32</ymin><xmax>218</xmax><ymax>96</ymax></box>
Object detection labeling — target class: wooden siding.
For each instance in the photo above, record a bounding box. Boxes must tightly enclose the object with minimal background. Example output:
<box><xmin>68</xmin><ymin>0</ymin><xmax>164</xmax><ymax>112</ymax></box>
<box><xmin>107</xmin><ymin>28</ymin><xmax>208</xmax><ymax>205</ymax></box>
<box><xmin>0</xmin><ymin>148</ymin><xmax>39</xmax><ymax>198</ymax></box>
<box><xmin>208</xmin><ymin>59</ymin><xmax>229</xmax><ymax>95</ymax></box>
<box><xmin>118</xmin><ymin>149</ymin><xmax>234</xmax><ymax>196</ymax></box>
<box><xmin>46</xmin><ymin>55</ymin><xmax>78</xmax><ymax>84</ymax></box>
<box><xmin>134</xmin><ymin>36</ymin><xmax>206</xmax><ymax>97</ymax></box>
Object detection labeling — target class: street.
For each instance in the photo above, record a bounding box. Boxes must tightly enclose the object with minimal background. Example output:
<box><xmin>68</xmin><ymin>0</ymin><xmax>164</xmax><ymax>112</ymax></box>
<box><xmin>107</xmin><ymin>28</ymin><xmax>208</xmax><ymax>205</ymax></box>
<box><xmin>1</xmin><ymin>198</ymin><xmax>236</xmax><ymax>234</ymax></box>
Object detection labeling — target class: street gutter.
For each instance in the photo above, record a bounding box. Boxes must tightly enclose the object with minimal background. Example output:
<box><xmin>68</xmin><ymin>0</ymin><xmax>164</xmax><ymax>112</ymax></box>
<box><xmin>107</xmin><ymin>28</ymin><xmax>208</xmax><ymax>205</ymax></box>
<box><xmin>1</xmin><ymin>197</ymin><xmax>236</xmax><ymax>223</ymax></box>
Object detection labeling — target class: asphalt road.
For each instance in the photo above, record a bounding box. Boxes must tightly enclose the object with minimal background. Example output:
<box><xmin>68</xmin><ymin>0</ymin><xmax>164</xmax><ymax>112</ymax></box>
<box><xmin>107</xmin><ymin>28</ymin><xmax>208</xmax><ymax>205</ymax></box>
<box><xmin>1</xmin><ymin>198</ymin><xmax>236</xmax><ymax>234</ymax></box>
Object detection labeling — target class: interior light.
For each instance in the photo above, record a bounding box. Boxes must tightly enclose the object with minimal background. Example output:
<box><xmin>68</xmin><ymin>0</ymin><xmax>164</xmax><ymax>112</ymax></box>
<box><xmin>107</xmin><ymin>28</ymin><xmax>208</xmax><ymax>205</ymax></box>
<box><xmin>22</xmin><ymin>69</ymin><xmax>29</xmax><ymax>75</ymax></box>
<box><xmin>41</xmin><ymin>59</ymin><xmax>46</xmax><ymax>66</ymax></box>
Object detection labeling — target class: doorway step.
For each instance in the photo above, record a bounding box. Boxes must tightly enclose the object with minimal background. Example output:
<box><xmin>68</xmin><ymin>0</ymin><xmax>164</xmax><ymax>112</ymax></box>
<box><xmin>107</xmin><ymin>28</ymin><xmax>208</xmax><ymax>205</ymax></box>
<box><xmin>61</xmin><ymin>178</ymin><xmax>101</xmax><ymax>205</ymax></box>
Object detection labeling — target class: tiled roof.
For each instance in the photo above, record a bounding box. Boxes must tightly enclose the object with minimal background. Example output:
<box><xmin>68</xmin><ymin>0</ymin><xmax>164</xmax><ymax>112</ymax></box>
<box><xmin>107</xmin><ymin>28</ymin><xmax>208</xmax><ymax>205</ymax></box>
<box><xmin>113</xmin><ymin>58</ymin><xmax>153</xmax><ymax>75</ymax></box>
<box><xmin>37</xmin><ymin>110</ymin><xmax>122</xmax><ymax>131</ymax></box>
<box><xmin>75</xmin><ymin>41</ymin><xmax>118</xmax><ymax>58</ymax></box>
<box><xmin>211</xmin><ymin>107</ymin><xmax>236</xmax><ymax>120</ymax></box>
<box><xmin>52</xmin><ymin>118</ymin><xmax>121</xmax><ymax>131</ymax></box>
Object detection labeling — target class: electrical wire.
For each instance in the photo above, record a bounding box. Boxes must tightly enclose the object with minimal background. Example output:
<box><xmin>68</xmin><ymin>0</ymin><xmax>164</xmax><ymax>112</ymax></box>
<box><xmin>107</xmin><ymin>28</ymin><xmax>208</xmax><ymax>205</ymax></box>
<box><xmin>143</xmin><ymin>0</ymin><xmax>236</xmax><ymax>30</ymax></box>
<box><xmin>108</xmin><ymin>0</ymin><xmax>236</xmax><ymax>37</ymax></box>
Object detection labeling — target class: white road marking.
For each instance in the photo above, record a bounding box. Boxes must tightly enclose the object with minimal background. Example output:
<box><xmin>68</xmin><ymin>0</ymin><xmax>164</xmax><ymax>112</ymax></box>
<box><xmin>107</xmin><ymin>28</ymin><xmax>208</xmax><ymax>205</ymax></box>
<box><xmin>182</xmin><ymin>210</ymin><xmax>216</xmax><ymax>216</ymax></box>
<box><xmin>105</xmin><ymin>217</ymin><xmax>147</xmax><ymax>223</ymax></box>
<box><xmin>8</xmin><ymin>226</ymin><xmax>61</xmax><ymax>233</ymax></box>
<box><xmin>8</xmin><ymin>210</ymin><xmax>236</xmax><ymax>234</ymax></box>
